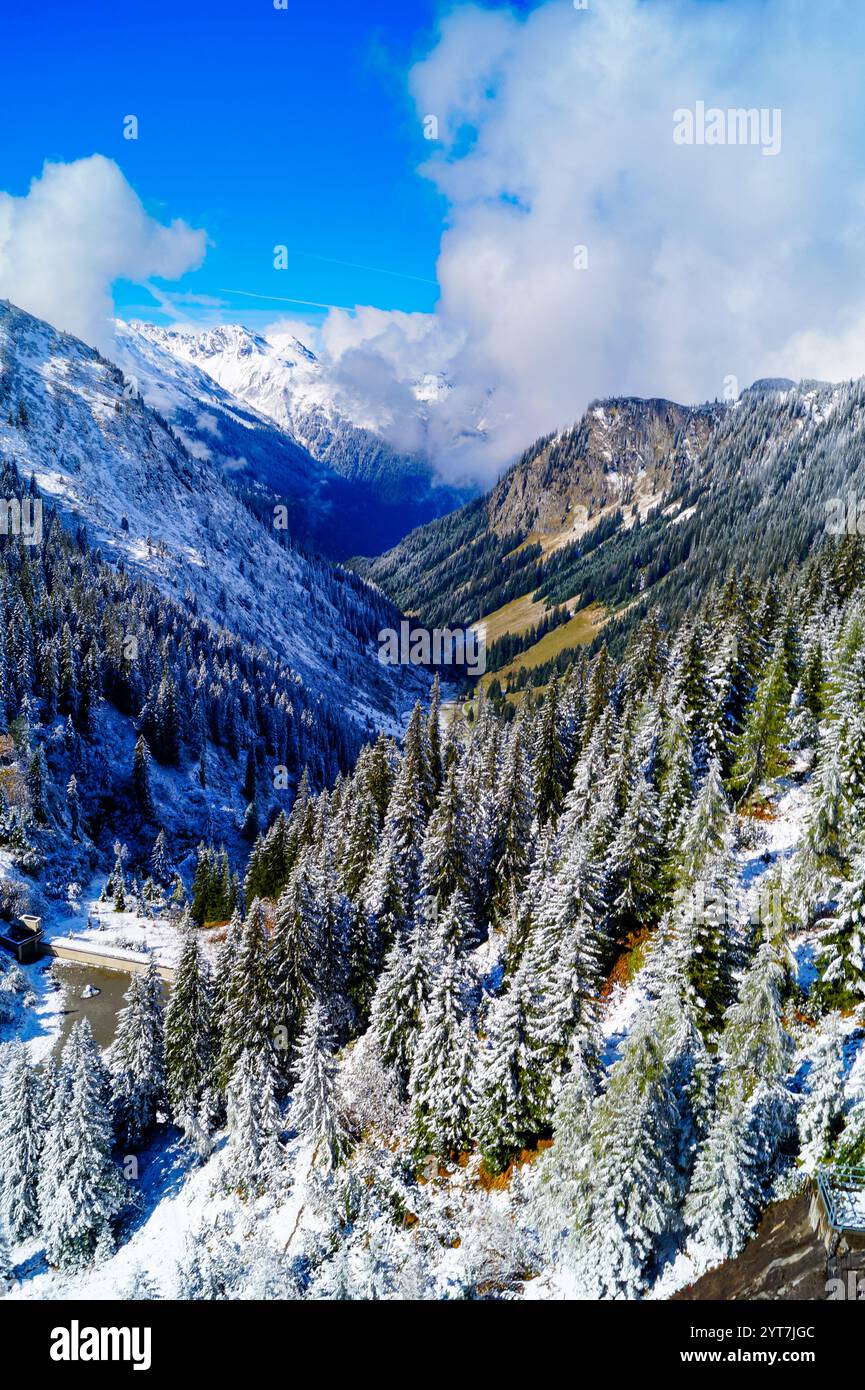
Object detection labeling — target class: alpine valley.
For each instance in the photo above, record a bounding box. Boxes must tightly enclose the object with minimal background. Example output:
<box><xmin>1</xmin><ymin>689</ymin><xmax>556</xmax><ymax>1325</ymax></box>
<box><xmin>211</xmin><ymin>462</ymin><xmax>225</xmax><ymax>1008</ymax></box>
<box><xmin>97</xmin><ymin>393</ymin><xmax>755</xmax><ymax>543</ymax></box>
<box><xmin>3</xmin><ymin>298</ymin><xmax>865</xmax><ymax>1306</ymax></box>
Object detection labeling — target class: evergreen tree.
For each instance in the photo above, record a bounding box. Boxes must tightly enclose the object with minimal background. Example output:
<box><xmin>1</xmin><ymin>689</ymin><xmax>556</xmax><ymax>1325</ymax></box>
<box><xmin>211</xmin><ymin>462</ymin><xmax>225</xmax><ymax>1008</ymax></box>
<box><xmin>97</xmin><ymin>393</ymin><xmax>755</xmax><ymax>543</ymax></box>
<box><xmin>225</xmin><ymin>1048</ymin><xmax>283</xmax><ymax>1194</ymax></box>
<box><xmin>572</xmin><ymin>1010</ymin><xmax>680</xmax><ymax>1298</ymax></box>
<box><xmin>729</xmin><ymin>640</ymin><xmax>792</xmax><ymax>802</ymax></box>
<box><xmin>409</xmin><ymin>945</ymin><xmax>476</xmax><ymax>1160</ymax></box>
<box><xmin>0</xmin><ymin>1041</ymin><xmax>43</xmax><ymax>1240</ymax></box>
<box><xmin>814</xmin><ymin>846</ymin><xmax>865</xmax><ymax>1010</ymax></box>
<box><xmin>217</xmin><ymin>899</ymin><xmax>273</xmax><ymax>1090</ymax></box>
<box><xmin>797</xmin><ymin>1014</ymin><xmax>845</xmax><ymax>1171</ymax></box>
<box><xmin>66</xmin><ymin>773</ymin><xmax>81</xmax><ymax>840</ymax></box>
<box><xmin>131</xmin><ymin>733</ymin><xmax>156</xmax><ymax>820</ymax></box>
<box><xmin>164</xmin><ymin>931</ymin><xmax>215</xmax><ymax>1128</ymax></box>
<box><xmin>40</xmin><ymin>1021</ymin><xmax>126</xmax><ymax>1271</ymax></box>
<box><xmin>291</xmin><ymin>999</ymin><xmax>350</xmax><ymax>1169</ymax></box>
<box><xmin>369</xmin><ymin>926</ymin><xmax>433</xmax><ymax>1101</ymax></box>
<box><xmin>150</xmin><ymin>828</ymin><xmax>171</xmax><ymax>887</ymax></box>
<box><xmin>111</xmin><ymin>958</ymin><xmax>166</xmax><ymax>1147</ymax></box>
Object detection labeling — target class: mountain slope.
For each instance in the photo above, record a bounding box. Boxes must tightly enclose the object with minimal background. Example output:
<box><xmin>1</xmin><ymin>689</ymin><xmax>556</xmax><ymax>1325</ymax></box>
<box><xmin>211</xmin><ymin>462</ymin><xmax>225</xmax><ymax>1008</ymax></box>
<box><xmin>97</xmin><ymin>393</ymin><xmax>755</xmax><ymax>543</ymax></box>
<box><xmin>0</xmin><ymin>300</ymin><xmax>427</xmax><ymax>730</ymax></box>
<box><xmin>129</xmin><ymin>321</ymin><xmax>475</xmax><ymax>542</ymax></box>
<box><xmin>358</xmin><ymin>378</ymin><xmax>862</xmax><ymax>674</ymax></box>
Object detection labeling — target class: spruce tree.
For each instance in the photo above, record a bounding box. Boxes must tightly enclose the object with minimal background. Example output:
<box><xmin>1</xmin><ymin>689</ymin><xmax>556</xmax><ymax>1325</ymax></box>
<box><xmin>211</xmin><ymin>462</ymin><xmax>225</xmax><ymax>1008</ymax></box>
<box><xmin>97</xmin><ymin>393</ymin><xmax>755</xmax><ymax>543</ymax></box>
<box><xmin>111</xmin><ymin>958</ymin><xmax>166</xmax><ymax>1147</ymax></box>
<box><xmin>132</xmin><ymin>733</ymin><xmax>156</xmax><ymax>820</ymax></box>
<box><xmin>409</xmin><ymin>945</ymin><xmax>476</xmax><ymax>1161</ymax></box>
<box><xmin>814</xmin><ymin>846</ymin><xmax>865</xmax><ymax>1010</ymax></box>
<box><xmin>40</xmin><ymin>1021</ymin><xmax>126</xmax><ymax>1270</ymax></box>
<box><xmin>291</xmin><ymin>999</ymin><xmax>350</xmax><ymax>1169</ymax></box>
<box><xmin>164</xmin><ymin>930</ymin><xmax>215</xmax><ymax>1127</ymax></box>
<box><xmin>0</xmin><ymin>1040</ymin><xmax>43</xmax><ymax>1240</ymax></box>
<box><xmin>225</xmin><ymin>1048</ymin><xmax>283</xmax><ymax>1194</ymax></box>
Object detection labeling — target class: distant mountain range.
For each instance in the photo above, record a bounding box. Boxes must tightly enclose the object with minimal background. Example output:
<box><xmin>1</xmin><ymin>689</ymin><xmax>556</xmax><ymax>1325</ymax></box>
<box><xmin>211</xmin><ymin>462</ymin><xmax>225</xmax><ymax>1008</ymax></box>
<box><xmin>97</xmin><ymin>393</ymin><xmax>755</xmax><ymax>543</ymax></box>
<box><xmin>123</xmin><ymin>321</ymin><xmax>476</xmax><ymax>556</ymax></box>
<box><xmin>0</xmin><ymin>300</ymin><xmax>430</xmax><ymax>732</ymax></box>
<box><xmin>357</xmin><ymin>375</ymin><xmax>865</xmax><ymax>680</ymax></box>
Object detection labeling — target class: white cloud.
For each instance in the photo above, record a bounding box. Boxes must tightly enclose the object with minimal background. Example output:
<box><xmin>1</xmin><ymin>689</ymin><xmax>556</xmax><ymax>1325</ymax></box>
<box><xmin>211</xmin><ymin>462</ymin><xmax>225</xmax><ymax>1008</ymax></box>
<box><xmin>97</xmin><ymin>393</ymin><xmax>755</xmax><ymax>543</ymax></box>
<box><xmin>306</xmin><ymin>0</ymin><xmax>865</xmax><ymax>484</ymax></box>
<box><xmin>0</xmin><ymin>155</ymin><xmax>205</xmax><ymax>352</ymax></box>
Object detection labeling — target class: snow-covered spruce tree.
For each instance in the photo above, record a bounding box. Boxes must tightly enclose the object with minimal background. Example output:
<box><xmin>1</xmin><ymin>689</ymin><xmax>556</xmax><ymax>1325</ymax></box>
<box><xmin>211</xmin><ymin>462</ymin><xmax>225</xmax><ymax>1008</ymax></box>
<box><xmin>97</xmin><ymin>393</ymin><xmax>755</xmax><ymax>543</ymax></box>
<box><xmin>571</xmin><ymin>1009</ymin><xmax>680</xmax><ymax>1298</ymax></box>
<box><xmin>683</xmin><ymin>1098</ymin><xmax>765</xmax><ymax>1267</ymax></box>
<box><xmin>519</xmin><ymin>830</ymin><xmax>605</xmax><ymax>1119</ymax></box>
<box><xmin>408</xmin><ymin>944</ymin><xmax>476</xmax><ymax>1161</ymax></box>
<box><xmin>40</xmin><ymin>1021</ymin><xmax>126</xmax><ymax>1271</ymax></box>
<box><xmin>685</xmin><ymin>941</ymin><xmax>796</xmax><ymax>1264</ymax></box>
<box><xmin>532</xmin><ymin>677</ymin><xmax>568</xmax><ymax>828</ymax></box>
<box><xmin>655</xmin><ymin>990</ymin><xmax>714</xmax><ymax>1193</ymax></box>
<box><xmin>111</xmin><ymin>957</ymin><xmax>166</xmax><ymax>1148</ymax></box>
<box><xmin>534</xmin><ymin>1039</ymin><xmax>597</xmax><ymax>1259</ymax></box>
<box><xmin>164</xmin><ymin>930</ymin><xmax>214</xmax><ymax>1128</ymax></box>
<box><xmin>369</xmin><ymin>924</ymin><xmax>433</xmax><ymax>1101</ymax></box>
<box><xmin>66</xmin><ymin>773</ymin><xmax>81</xmax><ymax>840</ymax></box>
<box><xmin>813</xmin><ymin>845</ymin><xmax>865</xmax><ymax>1010</ymax></box>
<box><xmin>217</xmin><ymin>897</ymin><xmax>274</xmax><ymax>1091</ymax></box>
<box><xmin>291</xmin><ymin>999</ymin><xmax>350</xmax><ymax>1169</ymax></box>
<box><xmin>0</xmin><ymin>1039</ymin><xmax>44</xmax><ymax>1240</ymax></box>
<box><xmin>665</xmin><ymin>858</ymin><xmax>737</xmax><ymax>1042</ymax></box>
<box><xmin>131</xmin><ymin>733</ymin><xmax>156</xmax><ymax>821</ymax></box>
<box><xmin>795</xmin><ymin>720</ymin><xmax>849</xmax><ymax>908</ymax></box>
<box><xmin>489</xmin><ymin>728</ymin><xmax>534</xmax><ymax>932</ymax></box>
<box><xmin>797</xmin><ymin>1013</ymin><xmax>845</xmax><ymax>1172</ymax></box>
<box><xmin>605</xmin><ymin>769</ymin><xmax>663</xmax><ymax>938</ymax></box>
<box><xmin>729</xmin><ymin>639</ymin><xmax>792</xmax><ymax>803</ymax></box>
<box><xmin>678</xmin><ymin>756</ymin><xmax>732</xmax><ymax>886</ymax></box>
<box><xmin>719</xmin><ymin>940</ymin><xmax>794</xmax><ymax>1107</ymax></box>
<box><xmin>475</xmin><ymin>962</ymin><xmax>548</xmax><ymax>1173</ymax></box>
<box><xmin>269</xmin><ymin>867</ymin><xmax>315</xmax><ymax>1076</ymax></box>
<box><xmin>419</xmin><ymin>760</ymin><xmax>469</xmax><ymax>913</ymax></box>
<box><xmin>225</xmin><ymin>1047</ymin><xmax>284</xmax><ymax>1194</ymax></box>
<box><xmin>150</xmin><ymin>828</ymin><xmax>172</xmax><ymax>887</ymax></box>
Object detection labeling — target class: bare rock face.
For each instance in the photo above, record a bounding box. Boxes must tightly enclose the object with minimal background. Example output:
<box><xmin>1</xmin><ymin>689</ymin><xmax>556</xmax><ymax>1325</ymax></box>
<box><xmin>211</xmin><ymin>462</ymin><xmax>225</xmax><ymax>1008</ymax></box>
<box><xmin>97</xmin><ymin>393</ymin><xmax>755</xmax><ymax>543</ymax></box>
<box><xmin>484</xmin><ymin>397</ymin><xmax>721</xmax><ymax>539</ymax></box>
<box><xmin>673</xmin><ymin>1197</ymin><xmax>829</xmax><ymax>1301</ymax></box>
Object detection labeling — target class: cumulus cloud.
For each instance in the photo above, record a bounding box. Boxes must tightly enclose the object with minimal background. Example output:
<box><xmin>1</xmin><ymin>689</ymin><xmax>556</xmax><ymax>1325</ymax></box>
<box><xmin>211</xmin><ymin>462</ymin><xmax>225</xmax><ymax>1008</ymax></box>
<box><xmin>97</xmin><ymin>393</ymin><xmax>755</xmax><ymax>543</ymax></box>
<box><xmin>0</xmin><ymin>155</ymin><xmax>205</xmax><ymax>352</ymax></box>
<box><xmin>308</xmin><ymin>0</ymin><xmax>865</xmax><ymax>484</ymax></box>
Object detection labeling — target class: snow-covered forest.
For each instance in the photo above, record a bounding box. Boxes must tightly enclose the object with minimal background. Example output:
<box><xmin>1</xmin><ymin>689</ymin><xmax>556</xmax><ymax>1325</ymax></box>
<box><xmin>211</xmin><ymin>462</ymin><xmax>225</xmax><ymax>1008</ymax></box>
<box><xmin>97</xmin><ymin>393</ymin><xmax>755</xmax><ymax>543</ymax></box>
<box><xmin>5</xmin><ymin>455</ymin><xmax>865</xmax><ymax>1297</ymax></box>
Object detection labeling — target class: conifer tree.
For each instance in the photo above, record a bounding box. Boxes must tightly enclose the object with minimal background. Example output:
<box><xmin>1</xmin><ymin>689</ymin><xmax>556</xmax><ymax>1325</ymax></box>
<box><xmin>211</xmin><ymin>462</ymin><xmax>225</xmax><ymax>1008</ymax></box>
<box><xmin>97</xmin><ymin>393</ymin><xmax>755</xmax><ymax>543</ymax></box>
<box><xmin>226</xmin><ymin>1048</ymin><xmax>283</xmax><ymax>1193</ymax></box>
<box><xmin>370</xmin><ymin>926</ymin><xmax>433</xmax><ymax>1101</ymax></box>
<box><xmin>150</xmin><ymin>828</ymin><xmax>171</xmax><ymax>887</ymax></box>
<box><xmin>490</xmin><ymin>729</ymin><xmax>534</xmax><ymax>931</ymax></box>
<box><xmin>40</xmin><ymin>1021</ymin><xmax>126</xmax><ymax>1271</ymax></box>
<box><xmin>217</xmin><ymin>898</ymin><xmax>274</xmax><ymax>1090</ymax></box>
<box><xmin>572</xmin><ymin>1010</ymin><xmax>680</xmax><ymax>1298</ymax></box>
<box><xmin>291</xmin><ymin>999</ymin><xmax>350</xmax><ymax>1168</ymax></box>
<box><xmin>797</xmin><ymin>1014</ymin><xmax>845</xmax><ymax>1171</ymax></box>
<box><xmin>420</xmin><ymin>760</ymin><xmax>468</xmax><ymax>912</ymax></box>
<box><xmin>533</xmin><ymin>678</ymin><xmax>568</xmax><ymax>827</ymax></box>
<box><xmin>814</xmin><ymin>846</ymin><xmax>865</xmax><ymax>1010</ymax></box>
<box><xmin>66</xmin><ymin>773</ymin><xmax>81</xmax><ymax>840</ymax></box>
<box><xmin>729</xmin><ymin>640</ymin><xmax>792</xmax><ymax>802</ymax></box>
<box><xmin>164</xmin><ymin>931</ymin><xmax>215</xmax><ymax>1128</ymax></box>
<box><xmin>605</xmin><ymin>771</ymin><xmax>663</xmax><ymax>937</ymax></box>
<box><xmin>111</xmin><ymin>958</ymin><xmax>166</xmax><ymax>1147</ymax></box>
<box><xmin>475</xmin><ymin>963</ymin><xmax>547</xmax><ymax>1173</ymax></box>
<box><xmin>0</xmin><ymin>1041</ymin><xmax>44</xmax><ymax>1240</ymax></box>
<box><xmin>409</xmin><ymin>945</ymin><xmax>476</xmax><ymax>1160</ymax></box>
<box><xmin>131</xmin><ymin>733</ymin><xmax>155</xmax><ymax>820</ymax></box>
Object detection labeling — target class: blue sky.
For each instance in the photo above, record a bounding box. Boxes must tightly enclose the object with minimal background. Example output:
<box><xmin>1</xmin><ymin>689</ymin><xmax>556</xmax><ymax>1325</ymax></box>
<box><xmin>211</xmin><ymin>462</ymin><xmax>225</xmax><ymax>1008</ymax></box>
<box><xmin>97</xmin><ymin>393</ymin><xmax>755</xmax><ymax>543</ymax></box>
<box><xmin>3</xmin><ymin>0</ymin><xmax>865</xmax><ymax>484</ymax></box>
<box><xmin>0</xmin><ymin>0</ymin><xmax>488</xmax><ymax>325</ymax></box>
